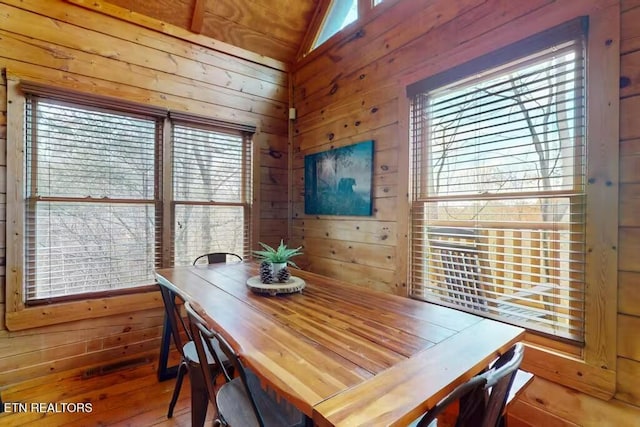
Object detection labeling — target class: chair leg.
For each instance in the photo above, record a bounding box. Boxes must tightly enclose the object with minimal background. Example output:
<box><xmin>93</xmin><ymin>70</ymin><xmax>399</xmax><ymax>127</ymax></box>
<box><xmin>167</xmin><ymin>360</ymin><xmax>187</xmax><ymax>418</ymax></box>
<box><xmin>190</xmin><ymin>362</ymin><xmax>209</xmax><ymax>427</ymax></box>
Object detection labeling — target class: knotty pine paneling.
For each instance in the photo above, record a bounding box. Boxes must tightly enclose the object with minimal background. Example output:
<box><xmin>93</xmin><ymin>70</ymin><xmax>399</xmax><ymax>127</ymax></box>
<box><xmin>0</xmin><ymin>0</ymin><xmax>288</xmax><ymax>386</ymax></box>
<box><xmin>294</xmin><ymin>0</ymin><xmax>485</xmax><ymax>100</ymax></box>
<box><xmin>292</xmin><ymin>0</ymin><xmax>640</xmax><ymax>424</ymax></box>
<box><xmin>616</xmin><ymin>357</ymin><xmax>640</xmax><ymax>407</ymax></box>
<box><xmin>105</xmin><ymin>0</ymin><xmax>316</xmax><ymax>64</ymax></box>
<box><xmin>0</xmin><ymin>302</ymin><xmax>160</xmax><ymax>384</ymax></box>
<box><xmin>0</xmin><ymin>65</ymin><xmax>5</xmax><ymax>329</ymax></box>
<box><xmin>621</xmin><ymin>5</ymin><xmax>640</xmax><ymax>52</ymax></box>
<box><xmin>293</xmin><ymin>218</ymin><xmax>397</xmax><ymax>246</ymax></box>
<box><xmin>620</xmin><ymin>49</ymin><xmax>640</xmax><ymax>97</ymax></box>
<box><xmin>619</xmin><ymin>228</ymin><xmax>640</xmax><ymax>271</ymax></box>
<box><xmin>620</xmin><ymin>184</ymin><xmax>640</xmax><ymax>227</ymax></box>
<box><xmin>304</xmin><ymin>256</ymin><xmax>398</xmax><ymax>293</ymax></box>
<box><xmin>621</xmin><ymin>97</ymin><xmax>640</xmax><ymax>140</ymax></box>
<box><xmin>508</xmin><ymin>400</ymin><xmax>580</xmax><ymax>427</ymax></box>
<box><xmin>106</xmin><ymin>0</ymin><xmax>194</xmax><ymax>29</ymax></box>
<box><xmin>6</xmin><ymin>0</ymin><xmax>287</xmax><ymax>83</ymax></box>
<box><xmin>617</xmin><ymin>314</ymin><xmax>640</xmax><ymax>361</ymax></box>
<box><xmin>510</xmin><ymin>377</ymin><xmax>640</xmax><ymax>427</ymax></box>
<box><xmin>618</xmin><ymin>271</ymin><xmax>640</xmax><ymax>316</ymax></box>
<box><xmin>616</xmin><ymin>17</ymin><xmax>640</xmax><ymax>425</ymax></box>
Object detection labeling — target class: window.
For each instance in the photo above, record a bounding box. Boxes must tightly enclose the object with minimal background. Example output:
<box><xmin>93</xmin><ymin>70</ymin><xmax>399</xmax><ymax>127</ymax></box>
<box><xmin>24</xmin><ymin>97</ymin><xmax>161</xmax><ymax>301</ymax></box>
<box><xmin>408</xmin><ymin>19</ymin><xmax>588</xmax><ymax>342</ymax></box>
<box><xmin>14</xmin><ymin>85</ymin><xmax>254</xmax><ymax>304</ymax></box>
<box><xmin>312</xmin><ymin>0</ymin><xmax>359</xmax><ymax>50</ymax></box>
<box><xmin>172</xmin><ymin>121</ymin><xmax>252</xmax><ymax>266</ymax></box>
<box><xmin>306</xmin><ymin>0</ymin><xmax>395</xmax><ymax>54</ymax></box>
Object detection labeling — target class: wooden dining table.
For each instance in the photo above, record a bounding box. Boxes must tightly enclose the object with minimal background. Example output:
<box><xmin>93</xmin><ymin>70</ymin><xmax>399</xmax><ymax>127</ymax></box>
<box><xmin>155</xmin><ymin>262</ymin><xmax>525</xmax><ymax>427</ymax></box>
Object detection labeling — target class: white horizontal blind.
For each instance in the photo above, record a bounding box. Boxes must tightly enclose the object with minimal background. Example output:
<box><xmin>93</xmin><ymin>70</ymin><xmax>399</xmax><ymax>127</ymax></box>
<box><xmin>409</xmin><ymin>21</ymin><xmax>587</xmax><ymax>342</ymax></box>
<box><xmin>24</xmin><ymin>97</ymin><xmax>161</xmax><ymax>301</ymax></box>
<box><xmin>172</xmin><ymin>122</ymin><xmax>252</xmax><ymax>266</ymax></box>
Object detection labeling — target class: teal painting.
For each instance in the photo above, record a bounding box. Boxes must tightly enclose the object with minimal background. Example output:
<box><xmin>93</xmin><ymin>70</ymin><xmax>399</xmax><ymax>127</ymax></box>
<box><xmin>304</xmin><ymin>140</ymin><xmax>374</xmax><ymax>216</ymax></box>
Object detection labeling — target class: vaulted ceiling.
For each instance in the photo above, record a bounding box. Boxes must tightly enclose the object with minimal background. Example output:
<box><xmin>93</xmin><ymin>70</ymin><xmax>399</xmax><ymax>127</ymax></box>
<box><xmin>104</xmin><ymin>0</ymin><xmax>320</xmax><ymax>64</ymax></box>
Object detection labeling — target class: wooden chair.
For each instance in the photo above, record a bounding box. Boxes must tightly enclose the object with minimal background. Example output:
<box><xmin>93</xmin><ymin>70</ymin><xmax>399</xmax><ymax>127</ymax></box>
<box><xmin>157</xmin><ymin>281</ymin><xmax>228</xmax><ymax>425</ymax></box>
<box><xmin>193</xmin><ymin>252</ymin><xmax>243</xmax><ymax>265</ymax></box>
<box><xmin>413</xmin><ymin>343</ymin><xmax>527</xmax><ymax>427</ymax></box>
<box><xmin>185</xmin><ymin>302</ymin><xmax>309</xmax><ymax>427</ymax></box>
<box><xmin>427</xmin><ymin>227</ymin><xmax>553</xmax><ymax>323</ymax></box>
<box><xmin>156</xmin><ymin>251</ymin><xmax>241</xmax><ymax>409</ymax></box>
<box><xmin>428</xmin><ymin>227</ymin><xmax>488</xmax><ymax>311</ymax></box>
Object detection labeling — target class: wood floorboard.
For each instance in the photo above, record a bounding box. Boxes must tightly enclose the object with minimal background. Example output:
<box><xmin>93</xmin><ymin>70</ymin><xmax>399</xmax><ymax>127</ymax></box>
<box><xmin>0</xmin><ymin>360</ymin><xmax>217</xmax><ymax>427</ymax></box>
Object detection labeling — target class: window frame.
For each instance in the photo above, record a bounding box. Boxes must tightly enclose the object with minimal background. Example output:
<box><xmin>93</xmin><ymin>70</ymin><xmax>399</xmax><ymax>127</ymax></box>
<box><xmin>23</xmin><ymin>96</ymin><xmax>164</xmax><ymax>303</ymax></box>
<box><xmin>403</xmin><ymin>10</ymin><xmax>619</xmax><ymax>400</ymax></box>
<box><xmin>312</xmin><ymin>0</ymin><xmax>359</xmax><ymax>51</ymax></box>
<box><xmin>5</xmin><ymin>77</ymin><xmax>256</xmax><ymax>330</ymax></box>
<box><xmin>168</xmin><ymin>119</ymin><xmax>254</xmax><ymax>267</ymax></box>
<box><xmin>408</xmin><ymin>19</ymin><xmax>588</xmax><ymax>343</ymax></box>
<box><xmin>298</xmin><ymin>0</ymin><xmax>400</xmax><ymax>60</ymax></box>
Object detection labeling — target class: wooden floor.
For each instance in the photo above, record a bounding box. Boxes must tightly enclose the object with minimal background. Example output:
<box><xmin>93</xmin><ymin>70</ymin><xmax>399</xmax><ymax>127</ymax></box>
<box><xmin>0</xmin><ymin>356</ymin><xmax>216</xmax><ymax>427</ymax></box>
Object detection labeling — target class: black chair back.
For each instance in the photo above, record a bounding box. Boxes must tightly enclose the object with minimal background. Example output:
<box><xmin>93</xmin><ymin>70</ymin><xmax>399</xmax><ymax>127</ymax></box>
<box><xmin>185</xmin><ymin>301</ymin><xmax>266</xmax><ymax>426</ymax></box>
<box><xmin>185</xmin><ymin>302</ymin><xmax>308</xmax><ymax>427</ymax></box>
<box><xmin>416</xmin><ymin>343</ymin><xmax>524</xmax><ymax>427</ymax></box>
<box><xmin>158</xmin><ymin>284</ymin><xmax>191</xmax><ymax>359</ymax></box>
<box><xmin>193</xmin><ymin>252</ymin><xmax>242</xmax><ymax>265</ymax></box>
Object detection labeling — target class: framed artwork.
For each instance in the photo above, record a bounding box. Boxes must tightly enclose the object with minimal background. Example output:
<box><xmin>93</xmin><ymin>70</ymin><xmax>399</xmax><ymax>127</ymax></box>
<box><xmin>304</xmin><ymin>140</ymin><xmax>374</xmax><ymax>216</ymax></box>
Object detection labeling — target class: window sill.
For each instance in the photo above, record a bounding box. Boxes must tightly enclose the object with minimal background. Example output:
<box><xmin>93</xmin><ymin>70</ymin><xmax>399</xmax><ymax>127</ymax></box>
<box><xmin>522</xmin><ymin>341</ymin><xmax>616</xmax><ymax>401</ymax></box>
<box><xmin>4</xmin><ymin>288</ymin><xmax>163</xmax><ymax>331</ymax></box>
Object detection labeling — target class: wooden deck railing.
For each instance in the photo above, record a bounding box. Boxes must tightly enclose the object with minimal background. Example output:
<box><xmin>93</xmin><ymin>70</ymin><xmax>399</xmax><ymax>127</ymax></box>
<box><xmin>420</xmin><ymin>223</ymin><xmax>584</xmax><ymax>339</ymax></box>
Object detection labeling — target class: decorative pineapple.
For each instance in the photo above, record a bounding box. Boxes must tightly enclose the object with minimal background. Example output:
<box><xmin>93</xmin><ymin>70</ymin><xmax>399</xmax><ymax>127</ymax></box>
<box><xmin>276</xmin><ymin>266</ymin><xmax>291</xmax><ymax>283</ymax></box>
<box><xmin>259</xmin><ymin>261</ymin><xmax>274</xmax><ymax>284</ymax></box>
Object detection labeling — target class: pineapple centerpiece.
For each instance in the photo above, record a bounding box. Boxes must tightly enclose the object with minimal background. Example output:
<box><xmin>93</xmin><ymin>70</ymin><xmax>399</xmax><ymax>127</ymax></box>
<box><xmin>253</xmin><ymin>240</ymin><xmax>303</xmax><ymax>284</ymax></box>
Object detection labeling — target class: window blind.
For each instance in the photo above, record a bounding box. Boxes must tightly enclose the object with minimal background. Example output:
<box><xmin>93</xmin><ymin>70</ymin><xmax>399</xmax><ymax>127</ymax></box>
<box><xmin>19</xmin><ymin>84</ymin><xmax>256</xmax><ymax>303</ymax></box>
<box><xmin>172</xmin><ymin>122</ymin><xmax>252</xmax><ymax>266</ymax></box>
<box><xmin>24</xmin><ymin>97</ymin><xmax>161</xmax><ymax>302</ymax></box>
<box><xmin>409</xmin><ymin>19</ymin><xmax>587</xmax><ymax>342</ymax></box>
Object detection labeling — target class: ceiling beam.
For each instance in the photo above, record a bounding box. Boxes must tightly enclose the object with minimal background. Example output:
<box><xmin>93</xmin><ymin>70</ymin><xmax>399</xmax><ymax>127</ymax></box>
<box><xmin>190</xmin><ymin>0</ymin><xmax>205</xmax><ymax>34</ymax></box>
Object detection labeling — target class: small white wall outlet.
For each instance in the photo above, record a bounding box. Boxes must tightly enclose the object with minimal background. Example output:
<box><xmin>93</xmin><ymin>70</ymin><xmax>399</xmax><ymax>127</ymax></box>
<box><xmin>288</xmin><ymin>107</ymin><xmax>296</xmax><ymax>120</ymax></box>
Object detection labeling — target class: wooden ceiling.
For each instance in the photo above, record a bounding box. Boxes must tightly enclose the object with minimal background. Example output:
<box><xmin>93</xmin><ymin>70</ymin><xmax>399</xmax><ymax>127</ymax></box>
<box><xmin>104</xmin><ymin>0</ymin><xmax>320</xmax><ymax>64</ymax></box>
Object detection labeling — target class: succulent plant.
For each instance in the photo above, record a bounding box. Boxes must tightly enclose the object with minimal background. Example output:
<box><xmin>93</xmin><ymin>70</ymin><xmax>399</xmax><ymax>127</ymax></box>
<box><xmin>253</xmin><ymin>240</ymin><xmax>303</xmax><ymax>268</ymax></box>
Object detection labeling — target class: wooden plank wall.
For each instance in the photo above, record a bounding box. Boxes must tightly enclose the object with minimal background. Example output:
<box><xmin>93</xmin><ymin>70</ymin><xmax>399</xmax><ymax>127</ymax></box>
<box><xmin>510</xmin><ymin>1</ymin><xmax>640</xmax><ymax>424</ymax></box>
<box><xmin>0</xmin><ymin>0</ymin><xmax>288</xmax><ymax>385</ymax></box>
<box><xmin>292</xmin><ymin>0</ymin><xmax>640</xmax><ymax>425</ymax></box>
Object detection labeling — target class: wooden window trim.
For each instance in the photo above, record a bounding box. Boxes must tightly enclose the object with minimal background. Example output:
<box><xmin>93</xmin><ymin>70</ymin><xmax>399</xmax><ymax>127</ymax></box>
<box><xmin>170</xmin><ymin>121</ymin><xmax>254</xmax><ymax>265</ymax></box>
<box><xmin>525</xmin><ymin>4</ymin><xmax>619</xmax><ymax>399</ymax></box>
<box><xmin>408</xmin><ymin>18</ymin><xmax>588</xmax><ymax>342</ymax></box>
<box><xmin>296</xmin><ymin>0</ymin><xmax>401</xmax><ymax>65</ymax></box>
<box><xmin>5</xmin><ymin>76</ymin><xmax>257</xmax><ymax>330</ymax></box>
<box><xmin>5</xmin><ymin>77</ymin><xmax>163</xmax><ymax>330</ymax></box>
<box><xmin>400</xmin><ymin>4</ymin><xmax>619</xmax><ymax>400</ymax></box>
<box><xmin>5</xmin><ymin>290</ymin><xmax>163</xmax><ymax>331</ymax></box>
<box><xmin>23</xmin><ymin>90</ymin><xmax>162</xmax><ymax>304</ymax></box>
